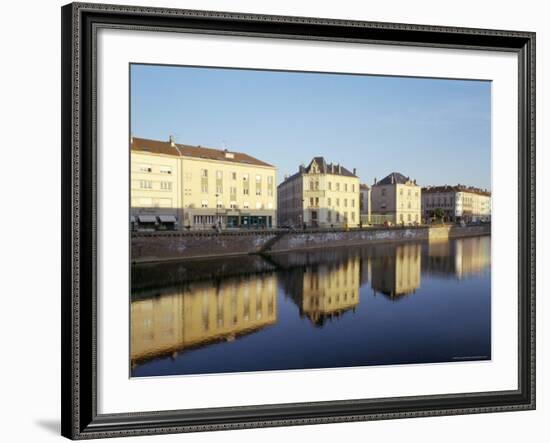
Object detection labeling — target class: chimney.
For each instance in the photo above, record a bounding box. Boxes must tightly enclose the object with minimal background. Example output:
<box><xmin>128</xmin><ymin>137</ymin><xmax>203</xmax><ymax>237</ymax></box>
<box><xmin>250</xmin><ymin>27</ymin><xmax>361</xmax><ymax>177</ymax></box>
<box><xmin>374</xmin><ymin>177</ymin><xmax>377</xmax><ymax>185</ymax></box>
<box><xmin>353</xmin><ymin>168</ymin><xmax>357</xmax><ymax>175</ymax></box>
<box><xmin>338</xmin><ymin>164</ymin><xmax>342</xmax><ymax>174</ymax></box>
<box><xmin>391</xmin><ymin>175</ymin><xmax>394</xmax><ymax>184</ymax></box>
<box><xmin>169</xmin><ymin>135</ymin><xmax>176</xmax><ymax>147</ymax></box>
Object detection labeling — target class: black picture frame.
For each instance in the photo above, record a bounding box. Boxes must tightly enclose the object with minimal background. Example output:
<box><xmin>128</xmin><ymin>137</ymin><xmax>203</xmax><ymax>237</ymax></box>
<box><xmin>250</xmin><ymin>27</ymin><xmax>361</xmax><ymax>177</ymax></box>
<box><xmin>61</xmin><ymin>2</ymin><xmax>536</xmax><ymax>439</ymax></box>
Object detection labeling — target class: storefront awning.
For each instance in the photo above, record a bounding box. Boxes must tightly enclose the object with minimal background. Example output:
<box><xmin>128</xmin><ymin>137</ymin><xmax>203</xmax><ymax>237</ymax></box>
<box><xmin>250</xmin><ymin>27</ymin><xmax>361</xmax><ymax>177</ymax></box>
<box><xmin>158</xmin><ymin>215</ymin><xmax>177</xmax><ymax>223</ymax></box>
<box><xmin>138</xmin><ymin>215</ymin><xmax>157</xmax><ymax>223</ymax></box>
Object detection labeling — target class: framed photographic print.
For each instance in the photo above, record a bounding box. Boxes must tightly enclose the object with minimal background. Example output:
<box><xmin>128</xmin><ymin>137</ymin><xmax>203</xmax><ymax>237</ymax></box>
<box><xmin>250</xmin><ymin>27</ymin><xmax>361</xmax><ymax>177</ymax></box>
<box><xmin>61</xmin><ymin>2</ymin><xmax>536</xmax><ymax>439</ymax></box>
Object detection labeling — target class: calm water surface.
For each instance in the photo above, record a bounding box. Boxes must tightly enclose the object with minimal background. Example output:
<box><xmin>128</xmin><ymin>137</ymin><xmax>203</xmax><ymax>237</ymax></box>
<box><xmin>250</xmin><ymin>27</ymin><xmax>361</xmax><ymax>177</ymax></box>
<box><xmin>131</xmin><ymin>236</ymin><xmax>491</xmax><ymax>377</ymax></box>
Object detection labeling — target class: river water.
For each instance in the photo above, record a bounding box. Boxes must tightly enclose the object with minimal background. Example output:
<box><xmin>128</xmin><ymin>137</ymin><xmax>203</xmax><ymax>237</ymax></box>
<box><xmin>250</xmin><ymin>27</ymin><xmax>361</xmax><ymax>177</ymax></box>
<box><xmin>130</xmin><ymin>235</ymin><xmax>491</xmax><ymax>377</ymax></box>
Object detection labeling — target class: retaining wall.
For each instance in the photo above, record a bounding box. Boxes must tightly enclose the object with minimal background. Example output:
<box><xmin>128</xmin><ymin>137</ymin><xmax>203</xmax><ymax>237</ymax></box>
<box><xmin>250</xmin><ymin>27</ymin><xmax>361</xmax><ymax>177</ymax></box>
<box><xmin>131</xmin><ymin>224</ymin><xmax>490</xmax><ymax>263</ymax></box>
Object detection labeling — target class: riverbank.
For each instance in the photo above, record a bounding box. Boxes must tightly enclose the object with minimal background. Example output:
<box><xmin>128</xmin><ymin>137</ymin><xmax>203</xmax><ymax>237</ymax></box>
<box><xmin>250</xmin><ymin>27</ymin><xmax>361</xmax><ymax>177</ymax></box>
<box><xmin>131</xmin><ymin>224</ymin><xmax>490</xmax><ymax>263</ymax></box>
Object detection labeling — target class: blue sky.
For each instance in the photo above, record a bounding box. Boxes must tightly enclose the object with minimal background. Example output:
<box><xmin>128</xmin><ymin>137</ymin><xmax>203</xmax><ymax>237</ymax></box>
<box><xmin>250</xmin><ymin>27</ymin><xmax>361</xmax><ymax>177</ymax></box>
<box><xmin>131</xmin><ymin>64</ymin><xmax>491</xmax><ymax>189</ymax></box>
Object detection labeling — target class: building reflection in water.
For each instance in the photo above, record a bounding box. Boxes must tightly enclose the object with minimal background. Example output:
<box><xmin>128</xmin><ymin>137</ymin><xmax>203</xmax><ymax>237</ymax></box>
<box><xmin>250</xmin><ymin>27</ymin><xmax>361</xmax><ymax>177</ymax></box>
<box><xmin>131</xmin><ymin>235</ymin><xmax>491</xmax><ymax>374</ymax></box>
<box><xmin>370</xmin><ymin>243</ymin><xmax>422</xmax><ymax>299</ymax></box>
<box><xmin>423</xmin><ymin>236</ymin><xmax>491</xmax><ymax>279</ymax></box>
<box><xmin>131</xmin><ymin>273</ymin><xmax>277</xmax><ymax>366</ymax></box>
<box><xmin>281</xmin><ymin>254</ymin><xmax>361</xmax><ymax>326</ymax></box>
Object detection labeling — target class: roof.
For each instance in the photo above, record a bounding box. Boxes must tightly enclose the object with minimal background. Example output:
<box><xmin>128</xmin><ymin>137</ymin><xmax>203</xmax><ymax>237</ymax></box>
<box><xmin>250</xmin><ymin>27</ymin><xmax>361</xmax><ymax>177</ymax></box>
<box><xmin>131</xmin><ymin>137</ymin><xmax>274</xmax><ymax>168</ymax></box>
<box><xmin>422</xmin><ymin>184</ymin><xmax>491</xmax><ymax>197</ymax></box>
<box><xmin>308</xmin><ymin>157</ymin><xmax>356</xmax><ymax>177</ymax></box>
<box><xmin>278</xmin><ymin>156</ymin><xmax>357</xmax><ymax>186</ymax></box>
<box><xmin>375</xmin><ymin>172</ymin><xmax>412</xmax><ymax>186</ymax></box>
<box><xmin>360</xmin><ymin>183</ymin><xmax>370</xmax><ymax>190</ymax></box>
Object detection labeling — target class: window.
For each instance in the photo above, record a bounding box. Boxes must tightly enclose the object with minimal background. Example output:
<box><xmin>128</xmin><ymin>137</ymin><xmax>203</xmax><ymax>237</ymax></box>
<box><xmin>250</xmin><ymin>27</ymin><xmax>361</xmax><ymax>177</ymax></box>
<box><xmin>336</xmin><ymin>213</ymin><xmax>340</xmax><ymax>222</ymax></box>
<box><xmin>408</xmin><ymin>214</ymin><xmax>412</xmax><ymax>221</ymax></box>
<box><xmin>315</xmin><ymin>181</ymin><xmax>319</xmax><ymax>190</ymax></box>
<box><xmin>139</xmin><ymin>180</ymin><xmax>152</xmax><ymax>189</ymax></box>
<box><xmin>351</xmin><ymin>199</ymin><xmax>355</xmax><ymax>207</ymax></box>
<box><xmin>232</xmin><ymin>172</ymin><xmax>237</xmax><ymax>180</ymax></box>
<box><xmin>159</xmin><ymin>166</ymin><xmax>172</xmax><ymax>174</ymax></box>
<box><xmin>201</xmin><ymin>200</ymin><xmax>208</xmax><ymax>208</ymax></box>
<box><xmin>327</xmin><ymin>210</ymin><xmax>331</xmax><ymax>222</ymax></box>
<box><xmin>344</xmin><ymin>183</ymin><xmax>348</xmax><ymax>192</ymax></box>
<box><xmin>351</xmin><ymin>212</ymin><xmax>355</xmax><ymax>221</ymax></box>
<box><xmin>336</xmin><ymin>198</ymin><xmax>340</xmax><ymax>207</ymax></box>
<box><xmin>230</xmin><ymin>202</ymin><xmax>237</xmax><ymax>209</ymax></box>
<box><xmin>201</xmin><ymin>169</ymin><xmax>208</xmax><ymax>193</ymax></box>
<box><xmin>344</xmin><ymin>198</ymin><xmax>348</xmax><ymax>207</ymax></box>
<box><xmin>381</xmin><ymin>188</ymin><xmax>386</xmax><ymax>196</ymax></box>
<box><xmin>328</xmin><ymin>182</ymin><xmax>332</xmax><ymax>191</ymax></box>
<box><xmin>138</xmin><ymin>164</ymin><xmax>152</xmax><ymax>173</ymax></box>
<box><xmin>243</xmin><ymin>201</ymin><xmax>249</xmax><ymax>209</ymax></box>
<box><xmin>328</xmin><ymin>198</ymin><xmax>331</xmax><ymax>206</ymax></box>
<box><xmin>160</xmin><ymin>181</ymin><xmax>172</xmax><ymax>191</ymax></box>
<box><xmin>400</xmin><ymin>188</ymin><xmax>403</xmax><ymax>196</ymax></box>
<box><xmin>230</xmin><ymin>186</ymin><xmax>237</xmax><ymax>200</ymax></box>
<box><xmin>255</xmin><ymin>175</ymin><xmax>262</xmax><ymax>196</ymax></box>
<box><xmin>408</xmin><ymin>189</ymin><xmax>411</xmax><ymax>196</ymax></box>
<box><xmin>336</xmin><ymin>183</ymin><xmax>340</xmax><ymax>191</ymax></box>
<box><xmin>216</xmin><ymin>201</ymin><xmax>223</xmax><ymax>209</ymax></box>
<box><xmin>267</xmin><ymin>176</ymin><xmax>274</xmax><ymax>197</ymax></box>
<box><xmin>243</xmin><ymin>174</ymin><xmax>249</xmax><ymax>195</ymax></box>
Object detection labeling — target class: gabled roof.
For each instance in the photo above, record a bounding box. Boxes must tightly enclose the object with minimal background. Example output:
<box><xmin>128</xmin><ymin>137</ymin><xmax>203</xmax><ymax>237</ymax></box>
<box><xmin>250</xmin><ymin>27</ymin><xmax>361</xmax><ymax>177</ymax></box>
<box><xmin>375</xmin><ymin>172</ymin><xmax>411</xmax><ymax>186</ymax></box>
<box><xmin>131</xmin><ymin>137</ymin><xmax>274</xmax><ymax>168</ymax></box>
<box><xmin>307</xmin><ymin>157</ymin><xmax>356</xmax><ymax>177</ymax></box>
<box><xmin>278</xmin><ymin>156</ymin><xmax>357</xmax><ymax>186</ymax></box>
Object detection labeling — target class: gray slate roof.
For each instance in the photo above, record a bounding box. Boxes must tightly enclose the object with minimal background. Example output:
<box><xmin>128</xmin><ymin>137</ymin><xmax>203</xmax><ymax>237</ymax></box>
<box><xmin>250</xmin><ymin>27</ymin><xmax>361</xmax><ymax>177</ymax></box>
<box><xmin>376</xmin><ymin>172</ymin><xmax>410</xmax><ymax>186</ymax></box>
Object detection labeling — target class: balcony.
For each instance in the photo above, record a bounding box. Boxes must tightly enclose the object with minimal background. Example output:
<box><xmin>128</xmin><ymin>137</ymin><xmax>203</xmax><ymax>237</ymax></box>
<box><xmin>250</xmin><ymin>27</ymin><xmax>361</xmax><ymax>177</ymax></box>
<box><xmin>304</xmin><ymin>190</ymin><xmax>326</xmax><ymax>198</ymax></box>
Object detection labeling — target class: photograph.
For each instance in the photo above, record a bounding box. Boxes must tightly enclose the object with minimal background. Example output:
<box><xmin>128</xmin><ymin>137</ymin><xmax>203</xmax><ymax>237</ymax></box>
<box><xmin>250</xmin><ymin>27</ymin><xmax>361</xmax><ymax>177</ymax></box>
<box><xmin>129</xmin><ymin>64</ymin><xmax>492</xmax><ymax>377</ymax></box>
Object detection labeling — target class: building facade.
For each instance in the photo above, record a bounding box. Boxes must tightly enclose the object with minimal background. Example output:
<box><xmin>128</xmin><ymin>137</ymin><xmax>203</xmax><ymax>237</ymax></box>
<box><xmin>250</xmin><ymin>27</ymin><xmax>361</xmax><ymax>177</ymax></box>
<box><xmin>359</xmin><ymin>184</ymin><xmax>371</xmax><ymax>225</ymax></box>
<box><xmin>421</xmin><ymin>185</ymin><xmax>491</xmax><ymax>222</ymax></box>
<box><xmin>131</xmin><ymin>136</ymin><xmax>277</xmax><ymax>229</ymax></box>
<box><xmin>277</xmin><ymin>157</ymin><xmax>360</xmax><ymax>228</ymax></box>
<box><xmin>370</xmin><ymin>172</ymin><xmax>421</xmax><ymax>225</ymax></box>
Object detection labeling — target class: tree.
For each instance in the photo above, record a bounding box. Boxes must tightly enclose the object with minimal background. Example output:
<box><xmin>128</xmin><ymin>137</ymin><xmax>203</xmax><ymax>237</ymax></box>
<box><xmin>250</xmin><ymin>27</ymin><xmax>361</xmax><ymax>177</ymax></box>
<box><xmin>434</xmin><ymin>208</ymin><xmax>445</xmax><ymax>223</ymax></box>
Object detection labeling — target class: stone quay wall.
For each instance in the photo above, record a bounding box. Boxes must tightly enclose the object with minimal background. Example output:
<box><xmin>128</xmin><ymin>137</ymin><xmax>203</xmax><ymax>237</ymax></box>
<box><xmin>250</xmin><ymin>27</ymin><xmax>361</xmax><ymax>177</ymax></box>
<box><xmin>131</xmin><ymin>224</ymin><xmax>490</xmax><ymax>263</ymax></box>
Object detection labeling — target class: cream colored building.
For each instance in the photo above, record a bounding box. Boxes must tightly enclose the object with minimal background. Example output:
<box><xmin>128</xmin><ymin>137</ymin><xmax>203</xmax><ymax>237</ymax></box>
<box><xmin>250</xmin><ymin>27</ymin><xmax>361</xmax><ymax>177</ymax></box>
<box><xmin>370</xmin><ymin>172</ymin><xmax>421</xmax><ymax>225</ymax></box>
<box><xmin>421</xmin><ymin>185</ymin><xmax>491</xmax><ymax>222</ymax></box>
<box><xmin>131</xmin><ymin>273</ymin><xmax>277</xmax><ymax>364</ymax></box>
<box><xmin>277</xmin><ymin>157</ymin><xmax>360</xmax><ymax>228</ymax></box>
<box><xmin>131</xmin><ymin>136</ymin><xmax>277</xmax><ymax>229</ymax></box>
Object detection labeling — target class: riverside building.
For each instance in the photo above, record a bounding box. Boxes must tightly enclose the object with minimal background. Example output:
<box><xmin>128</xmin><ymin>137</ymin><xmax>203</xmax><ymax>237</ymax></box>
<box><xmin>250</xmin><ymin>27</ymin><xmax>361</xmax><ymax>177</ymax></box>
<box><xmin>421</xmin><ymin>185</ymin><xmax>491</xmax><ymax>223</ymax></box>
<box><xmin>277</xmin><ymin>157</ymin><xmax>360</xmax><ymax>228</ymax></box>
<box><xmin>370</xmin><ymin>172</ymin><xmax>422</xmax><ymax>225</ymax></box>
<box><xmin>131</xmin><ymin>136</ymin><xmax>277</xmax><ymax>230</ymax></box>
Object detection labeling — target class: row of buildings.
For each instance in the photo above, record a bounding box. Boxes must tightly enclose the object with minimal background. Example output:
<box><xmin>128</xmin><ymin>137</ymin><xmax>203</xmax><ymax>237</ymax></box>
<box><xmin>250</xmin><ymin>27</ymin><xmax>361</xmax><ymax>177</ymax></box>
<box><xmin>131</xmin><ymin>136</ymin><xmax>491</xmax><ymax>230</ymax></box>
